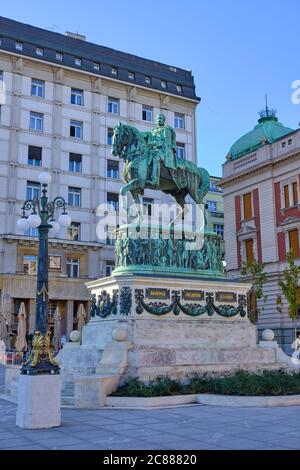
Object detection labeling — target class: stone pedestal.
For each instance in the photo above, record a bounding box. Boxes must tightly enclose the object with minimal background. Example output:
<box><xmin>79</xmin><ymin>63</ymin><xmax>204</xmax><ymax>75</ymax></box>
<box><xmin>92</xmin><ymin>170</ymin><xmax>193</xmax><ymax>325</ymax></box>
<box><xmin>84</xmin><ymin>273</ymin><xmax>282</xmax><ymax>379</ymax></box>
<box><xmin>59</xmin><ymin>272</ymin><xmax>287</xmax><ymax>408</ymax></box>
<box><xmin>16</xmin><ymin>374</ymin><xmax>61</xmax><ymax>429</ymax></box>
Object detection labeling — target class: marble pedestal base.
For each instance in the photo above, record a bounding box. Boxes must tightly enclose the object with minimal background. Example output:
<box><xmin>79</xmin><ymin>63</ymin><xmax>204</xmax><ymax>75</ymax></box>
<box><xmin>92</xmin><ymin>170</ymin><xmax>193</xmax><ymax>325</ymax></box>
<box><xmin>83</xmin><ymin>273</ymin><xmax>281</xmax><ymax>379</ymax></box>
<box><xmin>59</xmin><ymin>273</ymin><xmax>285</xmax><ymax>407</ymax></box>
<box><xmin>16</xmin><ymin>374</ymin><xmax>61</xmax><ymax>429</ymax></box>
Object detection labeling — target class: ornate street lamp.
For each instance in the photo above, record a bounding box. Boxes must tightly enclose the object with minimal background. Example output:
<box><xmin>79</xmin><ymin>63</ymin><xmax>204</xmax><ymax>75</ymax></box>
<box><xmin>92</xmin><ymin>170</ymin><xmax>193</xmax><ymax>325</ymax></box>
<box><xmin>17</xmin><ymin>172</ymin><xmax>71</xmax><ymax>375</ymax></box>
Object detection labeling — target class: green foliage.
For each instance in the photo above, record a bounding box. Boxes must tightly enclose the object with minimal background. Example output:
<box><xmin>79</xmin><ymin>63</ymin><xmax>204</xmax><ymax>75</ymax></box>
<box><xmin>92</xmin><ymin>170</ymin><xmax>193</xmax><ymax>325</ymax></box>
<box><xmin>241</xmin><ymin>259</ymin><xmax>266</xmax><ymax>301</ymax></box>
<box><xmin>114</xmin><ymin>376</ymin><xmax>185</xmax><ymax>397</ymax></box>
<box><xmin>279</xmin><ymin>252</ymin><xmax>300</xmax><ymax>321</ymax></box>
<box><xmin>112</xmin><ymin>370</ymin><xmax>300</xmax><ymax>397</ymax></box>
<box><xmin>188</xmin><ymin>370</ymin><xmax>300</xmax><ymax>396</ymax></box>
<box><xmin>241</xmin><ymin>259</ymin><xmax>267</xmax><ymax>323</ymax></box>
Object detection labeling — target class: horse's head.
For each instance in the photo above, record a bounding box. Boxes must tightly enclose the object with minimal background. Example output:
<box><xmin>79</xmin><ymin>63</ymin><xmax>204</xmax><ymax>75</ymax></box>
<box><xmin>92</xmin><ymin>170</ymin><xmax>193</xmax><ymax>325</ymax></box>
<box><xmin>111</xmin><ymin>123</ymin><xmax>128</xmax><ymax>158</ymax></box>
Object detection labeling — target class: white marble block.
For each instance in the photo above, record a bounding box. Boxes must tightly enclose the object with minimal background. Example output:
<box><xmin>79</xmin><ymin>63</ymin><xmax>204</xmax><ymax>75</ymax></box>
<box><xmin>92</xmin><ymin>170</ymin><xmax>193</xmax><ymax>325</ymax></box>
<box><xmin>16</xmin><ymin>374</ymin><xmax>61</xmax><ymax>429</ymax></box>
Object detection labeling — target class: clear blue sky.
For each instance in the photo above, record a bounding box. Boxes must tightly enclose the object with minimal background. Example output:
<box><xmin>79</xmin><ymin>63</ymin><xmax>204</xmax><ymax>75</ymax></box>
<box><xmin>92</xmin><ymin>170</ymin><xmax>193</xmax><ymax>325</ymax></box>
<box><xmin>2</xmin><ymin>0</ymin><xmax>300</xmax><ymax>176</ymax></box>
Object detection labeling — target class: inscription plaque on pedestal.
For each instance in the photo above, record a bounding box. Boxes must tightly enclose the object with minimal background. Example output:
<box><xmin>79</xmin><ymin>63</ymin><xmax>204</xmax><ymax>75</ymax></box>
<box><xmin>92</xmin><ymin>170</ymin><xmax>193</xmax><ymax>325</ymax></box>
<box><xmin>216</xmin><ymin>292</ymin><xmax>237</xmax><ymax>303</ymax></box>
<box><xmin>182</xmin><ymin>290</ymin><xmax>204</xmax><ymax>301</ymax></box>
<box><xmin>146</xmin><ymin>288</ymin><xmax>170</xmax><ymax>300</ymax></box>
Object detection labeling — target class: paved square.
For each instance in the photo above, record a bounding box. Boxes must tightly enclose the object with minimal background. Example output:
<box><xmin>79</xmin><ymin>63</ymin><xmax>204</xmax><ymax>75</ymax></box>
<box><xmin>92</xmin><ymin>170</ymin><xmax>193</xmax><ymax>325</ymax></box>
<box><xmin>0</xmin><ymin>397</ymin><xmax>299</xmax><ymax>450</ymax></box>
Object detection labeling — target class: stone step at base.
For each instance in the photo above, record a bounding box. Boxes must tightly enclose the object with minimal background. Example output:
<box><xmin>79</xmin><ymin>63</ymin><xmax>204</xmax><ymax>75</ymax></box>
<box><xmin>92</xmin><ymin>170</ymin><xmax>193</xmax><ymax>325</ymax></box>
<box><xmin>61</xmin><ymin>382</ymin><xmax>75</xmax><ymax>395</ymax></box>
<box><xmin>61</xmin><ymin>395</ymin><xmax>74</xmax><ymax>407</ymax></box>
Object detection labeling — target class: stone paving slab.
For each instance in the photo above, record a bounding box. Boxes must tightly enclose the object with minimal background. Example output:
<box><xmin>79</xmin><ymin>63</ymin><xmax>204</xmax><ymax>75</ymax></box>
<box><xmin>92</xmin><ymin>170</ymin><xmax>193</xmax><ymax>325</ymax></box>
<box><xmin>0</xmin><ymin>397</ymin><xmax>300</xmax><ymax>450</ymax></box>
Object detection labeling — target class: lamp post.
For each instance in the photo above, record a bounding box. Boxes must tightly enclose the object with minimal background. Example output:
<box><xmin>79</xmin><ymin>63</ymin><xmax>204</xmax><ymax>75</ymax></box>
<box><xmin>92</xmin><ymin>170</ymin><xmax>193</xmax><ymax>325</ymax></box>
<box><xmin>17</xmin><ymin>172</ymin><xmax>71</xmax><ymax>375</ymax></box>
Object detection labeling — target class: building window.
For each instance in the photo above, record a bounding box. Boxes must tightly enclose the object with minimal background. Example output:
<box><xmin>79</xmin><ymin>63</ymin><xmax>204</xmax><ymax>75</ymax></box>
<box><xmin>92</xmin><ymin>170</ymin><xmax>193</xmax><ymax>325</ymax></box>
<box><xmin>70</xmin><ymin>120</ymin><xmax>83</xmax><ymax>139</ymax></box>
<box><xmin>15</xmin><ymin>42</ymin><xmax>23</xmax><ymax>51</ymax></box>
<box><xmin>213</xmin><ymin>224</ymin><xmax>224</xmax><ymax>240</ymax></box>
<box><xmin>207</xmin><ymin>200</ymin><xmax>217</xmax><ymax>212</ymax></box>
<box><xmin>107</xmin><ymin>160</ymin><xmax>119</xmax><ymax>179</ymax></box>
<box><xmin>143</xmin><ymin>197</ymin><xmax>154</xmax><ymax>217</ymax></box>
<box><xmin>23</xmin><ymin>255</ymin><xmax>37</xmax><ymax>275</ymax></box>
<box><xmin>107</xmin><ymin>192</ymin><xmax>119</xmax><ymax>211</ymax></box>
<box><xmin>66</xmin><ymin>259</ymin><xmax>80</xmax><ymax>278</ymax></box>
<box><xmin>176</xmin><ymin>142</ymin><xmax>185</xmax><ymax>160</ymax></box>
<box><xmin>293</xmin><ymin>182</ymin><xmax>299</xmax><ymax>206</ymax></box>
<box><xmin>68</xmin><ymin>187</ymin><xmax>81</xmax><ymax>207</ymax></box>
<box><xmin>94</xmin><ymin>62</ymin><xmax>100</xmax><ymax>71</ymax></box>
<box><xmin>31</xmin><ymin>79</ymin><xmax>45</xmax><ymax>98</ymax></box>
<box><xmin>75</xmin><ymin>58</ymin><xmax>82</xmax><ymax>67</ymax></box>
<box><xmin>128</xmin><ymin>72</ymin><xmax>135</xmax><ymax>80</ymax></box>
<box><xmin>105</xmin><ymin>261</ymin><xmax>115</xmax><ymax>277</ymax></box>
<box><xmin>71</xmin><ymin>88</ymin><xmax>84</xmax><ymax>106</ymax></box>
<box><xmin>288</xmin><ymin>139</ymin><xmax>292</xmax><ymax>145</ymax></box>
<box><xmin>0</xmin><ymin>71</ymin><xmax>3</xmax><ymax>81</ymax></box>
<box><xmin>176</xmin><ymin>85</ymin><xmax>182</xmax><ymax>93</ymax></box>
<box><xmin>36</xmin><ymin>47</ymin><xmax>43</xmax><ymax>57</ymax></box>
<box><xmin>28</xmin><ymin>146</ymin><xmax>42</xmax><ymax>166</ymax></box>
<box><xmin>107</xmin><ymin>128</ymin><xmax>114</xmax><ymax>145</ymax></box>
<box><xmin>142</xmin><ymin>105</ymin><xmax>153</xmax><ymax>122</ymax></box>
<box><xmin>161</xmin><ymin>80</ymin><xmax>167</xmax><ymax>89</ymax></box>
<box><xmin>243</xmin><ymin>193</ymin><xmax>253</xmax><ymax>220</ymax></box>
<box><xmin>145</xmin><ymin>76</ymin><xmax>151</xmax><ymax>85</ymax></box>
<box><xmin>174</xmin><ymin>113</ymin><xmax>185</xmax><ymax>129</ymax></box>
<box><xmin>56</xmin><ymin>52</ymin><xmax>63</xmax><ymax>61</ymax></box>
<box><xmin>69</xmin><ymin>153</ymin><xmax>82</xmax><ymax>173</ymax></box>
<box><xmin>111</xmin><ymin>67</ymin><xmax>118</xmax><ymax>76</ymax></box>
<box><xmin>209</xmin><ymin>180</ymin><xmax>219</xmax><ymax>192</ymax></box>
<box><xmin>105</xmin><ymin>226</ymin><xmax>115</xmax><ymax>245</ymax></box>
<box><xmin>284</xmin><ymin>184</ymin><xmax>290</xmax><ymax>208</ymax></box>
<box><xmin>108</xmin><ymin>97</ymin><xmax>120</xmax><ymax>115</ymax></box>
<box><xmin>289</xmin><ymin>229</ymin><xmax>300</xmax><ymax>258</ymax></box>
<box><xmin>26</xmin><ymin>181</ymin><xmax>40</xmax><ymax>201</ymax></box>
<box><xmin>67</xmin><ymin>222</ymin><xmax>81</xmax><ymax>241</ymax></box>
<box><xmin>245</xmin><ymin>239</ymin><xmax>254</xmax><ymax>265</ymax></box>
<box><xmin>26</xmin><ymin>183</ymin><xmax>40</xmax><ymax>238</ymax></box>
<box><xmin>29</xmin><ymin>112</ymin><xmax>44</xmax><ymax>132</ymax></box>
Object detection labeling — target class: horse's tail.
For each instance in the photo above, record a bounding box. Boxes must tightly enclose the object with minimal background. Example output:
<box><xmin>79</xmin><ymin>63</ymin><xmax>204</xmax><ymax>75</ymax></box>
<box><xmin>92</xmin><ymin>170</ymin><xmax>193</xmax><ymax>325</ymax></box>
<box><xmin>185</xmin><ymin>163</ymin><xmax>210</xmax><ymax>204</ymax></box>
<box><xmin>197</xmin><ymin>167</ymin><xmax>210</xmax><ymax>202</ymax></box>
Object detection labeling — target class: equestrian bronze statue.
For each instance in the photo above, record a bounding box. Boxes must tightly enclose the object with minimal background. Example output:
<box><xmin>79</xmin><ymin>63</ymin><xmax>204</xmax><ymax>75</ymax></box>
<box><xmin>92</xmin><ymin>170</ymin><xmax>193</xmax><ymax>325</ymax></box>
<box><xmin>111</xmin><ymin>113</ymin><xmax>210</xmax><ymax>211</ymax></box>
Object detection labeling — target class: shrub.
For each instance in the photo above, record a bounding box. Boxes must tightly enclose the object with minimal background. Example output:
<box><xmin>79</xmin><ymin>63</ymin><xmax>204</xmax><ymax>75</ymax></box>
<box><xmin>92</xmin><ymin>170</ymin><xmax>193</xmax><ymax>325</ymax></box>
<box><xmin>112</xmin><ymin>370</ymin><xmax>300</xmax><ymax>397</ymax></box>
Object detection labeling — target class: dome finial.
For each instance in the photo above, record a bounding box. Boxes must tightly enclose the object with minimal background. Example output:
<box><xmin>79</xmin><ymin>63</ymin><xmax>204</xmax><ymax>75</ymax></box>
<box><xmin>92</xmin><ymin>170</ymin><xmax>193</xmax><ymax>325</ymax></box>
<box><xmin>258</xmin><ymin>94</ymin><xmax>277</xmax><ymax>122</ymax></box>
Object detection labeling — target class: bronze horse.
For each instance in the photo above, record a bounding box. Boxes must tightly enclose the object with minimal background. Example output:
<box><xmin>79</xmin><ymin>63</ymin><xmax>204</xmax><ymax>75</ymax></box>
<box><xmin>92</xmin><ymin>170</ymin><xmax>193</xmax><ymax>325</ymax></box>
<box><xmin>112</xmin><ymin>123</ymin><xmax>210</xmax><ymax>212</ymax></box>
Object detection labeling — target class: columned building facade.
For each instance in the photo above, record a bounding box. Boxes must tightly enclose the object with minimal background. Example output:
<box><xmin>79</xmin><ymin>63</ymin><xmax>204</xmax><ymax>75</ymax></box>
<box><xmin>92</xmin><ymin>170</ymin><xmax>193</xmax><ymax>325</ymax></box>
<box><xmin>221</xmin><ymin>106</ymin><xmax>300</xmax><ymax>352</ymax></box>
<box><xmin>0</xmin><ymin>17</ymin><xmax>200</xmax><ymax>344</ymax></box>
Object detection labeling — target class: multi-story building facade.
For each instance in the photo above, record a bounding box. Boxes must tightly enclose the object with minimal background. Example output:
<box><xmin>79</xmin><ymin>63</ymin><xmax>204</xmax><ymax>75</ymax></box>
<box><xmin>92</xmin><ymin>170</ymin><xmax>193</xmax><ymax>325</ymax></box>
<box><xmin>203</xmin><ymin>176</ymin><xmax>225</xmax><ymax>256</ymax></box>
<box><xmin>221</xmin><ymin>105</ymin><xmax>300</xmax><ymax>352</ymax></box>
<box><xmin>0</xmin><ymin>17</ymin><xmax>200</xmax><ymax>345</ymax></box>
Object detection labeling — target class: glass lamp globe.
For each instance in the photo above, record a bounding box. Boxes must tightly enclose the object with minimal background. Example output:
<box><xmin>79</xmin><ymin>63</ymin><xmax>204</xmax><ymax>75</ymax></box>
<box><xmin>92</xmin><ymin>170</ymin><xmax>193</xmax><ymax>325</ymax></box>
<box><xmin>222</xmin><ymin>260</ymin><xmax>227</xmax><ymax>268</ymax></box>
<box><xmin>27</xmin><ymin>213</ymin><xmax>42</xmax><ymax>228</ymax></box>
<box><xmin>17</xmin><ymin>217</ymin><xmax>29</xmax><ymax>231</ymax></box>
<box><xmin>58</xmin><ymin>213</ymin><xmax>71</xmax><ymax>227</ymax></box>
<box><xmin>49</xmin><ymin>220</ymin><xmax>60</xmax><ymax>235</ymax></box>
<box><xmin>38</xmin><ymin>172</ymin><xmax>51</xmax><ymax>185</ymax></box>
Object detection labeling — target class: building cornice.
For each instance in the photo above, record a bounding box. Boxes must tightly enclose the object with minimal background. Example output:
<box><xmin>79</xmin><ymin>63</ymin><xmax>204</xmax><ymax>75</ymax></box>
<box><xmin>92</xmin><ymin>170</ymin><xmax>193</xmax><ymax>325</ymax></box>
<box><xmin>220</xmin><ymin>149</ymin><xmax>300</xmax><ymax>188</ymax></box>
<box><xmin>1</xmin><ymin>234</ymin><xmax>102</xmax><ymax>250</ymax></box>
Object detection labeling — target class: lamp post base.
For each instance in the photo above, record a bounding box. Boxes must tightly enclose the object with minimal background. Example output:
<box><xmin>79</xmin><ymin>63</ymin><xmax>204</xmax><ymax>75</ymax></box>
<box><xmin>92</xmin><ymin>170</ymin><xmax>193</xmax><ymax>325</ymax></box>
<box><xmin>16</xmin><ymin>374</ymin><xmax>61</xmax><ymax>429</ymax></box>
<box><xmin>21</xmin><ymin>331</ymin><xmax>60</xmax><ymax>375</ymax></box>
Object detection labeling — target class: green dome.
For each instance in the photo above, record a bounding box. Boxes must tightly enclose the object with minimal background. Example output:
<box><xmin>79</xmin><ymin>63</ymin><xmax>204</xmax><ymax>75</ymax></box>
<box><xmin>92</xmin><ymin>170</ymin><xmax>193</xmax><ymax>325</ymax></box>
<box><xmin>228</xmin><ymin>108</ymin><xmax>294</xmax><ymax>161</ymax></box>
